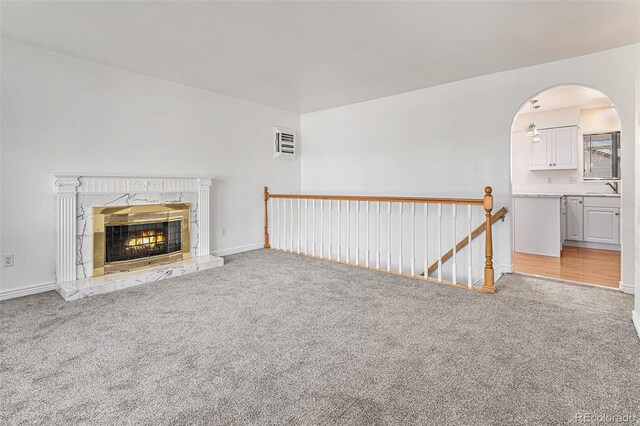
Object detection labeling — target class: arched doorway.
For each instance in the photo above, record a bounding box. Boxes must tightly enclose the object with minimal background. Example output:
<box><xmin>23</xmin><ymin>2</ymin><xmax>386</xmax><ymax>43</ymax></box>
<box><xmin>510</xmin><ymin>84</ymin><xmax>623</xmax><ymax>288</ymax></box>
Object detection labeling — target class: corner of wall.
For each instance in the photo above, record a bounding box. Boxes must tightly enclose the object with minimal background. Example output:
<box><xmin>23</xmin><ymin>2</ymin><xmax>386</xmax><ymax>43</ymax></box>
<box><xmin>621</xmin><ymin>281</ymin><xmax>635</xmax><ymax>295</ymax></box>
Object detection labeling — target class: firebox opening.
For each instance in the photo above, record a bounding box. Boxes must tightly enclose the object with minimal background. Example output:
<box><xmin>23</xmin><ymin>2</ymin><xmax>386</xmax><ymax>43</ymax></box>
<box><xmin>105</xmin><ymin>220</ymin><xmax>182</xmax><ymax>263</ymax></box>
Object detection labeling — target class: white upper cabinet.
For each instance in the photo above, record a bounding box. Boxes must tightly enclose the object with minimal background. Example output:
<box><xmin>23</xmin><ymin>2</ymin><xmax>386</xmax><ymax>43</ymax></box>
<box><xmin>530</xmin><ymin>130</ymin><xmax>552</xmax><ymax>170</ymax></box>
<box><xmin>553</xmin><ymin>127</ymin><xmax>578</xmax><ymax>169</ymax></box>
<box><xmin>530</xmin><ymin>126</ymin><xmax>578</xmax><ymax>170</ymax></box>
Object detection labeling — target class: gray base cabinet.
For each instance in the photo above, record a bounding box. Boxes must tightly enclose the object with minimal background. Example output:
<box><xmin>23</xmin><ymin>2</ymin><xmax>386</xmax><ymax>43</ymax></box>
<box><xmin>583</xmin><ymin>206</ymin><xmax>620</xmax><ymax>244</ymax></box>
<box><xmin>564</xmin><ymin>196</ymin><xmax>620</xmax><ymax>246</ymax></box>
<box><xmin>565</xmin><ymin>196</ymin><xmax>584</xmax><ymax>241</ymax></box>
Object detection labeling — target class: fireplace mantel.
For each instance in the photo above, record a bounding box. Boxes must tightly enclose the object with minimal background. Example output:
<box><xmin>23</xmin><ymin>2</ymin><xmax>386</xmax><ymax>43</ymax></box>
<box><xmin>53</xmin><ymin>174</ymin><xmax>213</xmax><ymax>194</ymax></box>
<box><xmin>52</xmin><ymin>174</ymin><xmax>222</xmax><ymax>301</ymax></box>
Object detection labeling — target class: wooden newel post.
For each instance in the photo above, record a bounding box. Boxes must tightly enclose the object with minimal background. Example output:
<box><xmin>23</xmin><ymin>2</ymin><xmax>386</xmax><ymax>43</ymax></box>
<box><xmin>483</xmin><ymin>186</ymin><xmax>496</xmax><ymax>293</ymax></box>
<box><xmin>263</xmin><ymin>186</ymin><xmax>271</xmax><ymax>249</ymax></box>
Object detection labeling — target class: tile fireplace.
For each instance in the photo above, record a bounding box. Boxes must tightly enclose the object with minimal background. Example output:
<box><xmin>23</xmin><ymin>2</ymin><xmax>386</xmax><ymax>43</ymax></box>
<box><xmin>52</xmin><ymin>175</ymin><xmax>223</xmax><ymax>301</ymax></box>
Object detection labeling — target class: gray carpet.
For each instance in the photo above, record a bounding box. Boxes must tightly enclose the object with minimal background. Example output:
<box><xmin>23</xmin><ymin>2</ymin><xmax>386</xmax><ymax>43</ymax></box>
<box><xmin>1</xmin><ymin>249</ymin><xmax>639</xmax><ymax>425</ymax></box>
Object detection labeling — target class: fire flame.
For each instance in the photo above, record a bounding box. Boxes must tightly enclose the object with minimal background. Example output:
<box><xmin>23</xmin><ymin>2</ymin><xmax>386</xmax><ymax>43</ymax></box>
<box><xmin>126</xmin><ymin>229</ymin><xmax>165</xmax><ymax>249</ymax></box>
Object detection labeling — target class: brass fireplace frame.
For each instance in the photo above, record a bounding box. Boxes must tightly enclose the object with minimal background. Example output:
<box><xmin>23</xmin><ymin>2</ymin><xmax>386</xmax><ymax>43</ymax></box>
<box><xmin>92</xmin><ymin>204</ymin><xmax>190</xmax><ymax>276</ymax></box>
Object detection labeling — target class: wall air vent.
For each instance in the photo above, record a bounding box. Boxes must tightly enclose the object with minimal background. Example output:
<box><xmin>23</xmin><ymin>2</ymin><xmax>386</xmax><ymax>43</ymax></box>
<box><xmin>273</xmin><ymin>127</ymin><xmax>296</xmax><ymax>160</ymax></box>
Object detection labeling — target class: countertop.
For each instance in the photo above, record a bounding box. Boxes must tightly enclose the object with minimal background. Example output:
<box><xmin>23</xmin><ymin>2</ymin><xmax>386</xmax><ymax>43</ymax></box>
<box><xmin>512</xmin><ymin>193</ymin><xmax>621</xmax><ymax>198</ymax></box>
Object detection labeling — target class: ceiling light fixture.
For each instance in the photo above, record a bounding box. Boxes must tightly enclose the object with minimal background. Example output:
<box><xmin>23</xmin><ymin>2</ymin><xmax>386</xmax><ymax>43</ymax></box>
<box><xmin>526</xmin><ymin>100</ymin><xmax>541</xmax><ymax>142</ymax></box>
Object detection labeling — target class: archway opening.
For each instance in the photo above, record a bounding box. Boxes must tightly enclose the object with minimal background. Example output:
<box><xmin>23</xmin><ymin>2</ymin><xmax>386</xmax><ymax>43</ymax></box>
<box><xmin>510</xmin><ymin>84</ymin><xmax>622</xmax><ymax>288</ymax></box>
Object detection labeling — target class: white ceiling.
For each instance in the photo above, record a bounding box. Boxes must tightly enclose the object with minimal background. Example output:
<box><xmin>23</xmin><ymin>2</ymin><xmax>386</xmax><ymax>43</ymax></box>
<box><xmin>2</xmin><ymin>1</ymin><xmax>639</xmax><ymax>113</ymax></box>
<box><xmin>517</xmin><ymin>85</ymin><xmax>614</xmax><ymax>115</ymax></box>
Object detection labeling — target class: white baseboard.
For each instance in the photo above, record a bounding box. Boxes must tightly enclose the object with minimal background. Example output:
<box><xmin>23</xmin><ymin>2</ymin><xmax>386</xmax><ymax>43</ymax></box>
<box><xmin>563</xmin><ymin>240</ymin><xmax>621</xmax><ymax>252</ymax></box>
<box><xmin>471</xmin><ymin>264</ymin><xmax>512</xmax><ymax>287</ymax></box>
<box><xmin>0</xmin><ymin>280</ymin><xmax>56</xmax><ymax>301</ymax></box>
<box><xmin>496</xmin><ymin>264</ymin><xmax>513</xmax><ymax>277</ymax></box>
<box><xmin>211</xmin><ymin>243</ymin><xmax>263</xmax><ymax>257</ymax></box>
<box><xmin>620</xmin><ymin>281</ymin><xmax>635</xmax><ymax>294</ymax></box>
<box><xmin>633</xmin><ymin>310</ymin><xmax>640</xmax><ymax>341</ymax></box>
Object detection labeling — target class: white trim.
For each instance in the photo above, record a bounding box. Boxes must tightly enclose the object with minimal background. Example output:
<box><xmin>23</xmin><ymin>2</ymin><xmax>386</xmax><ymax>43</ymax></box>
<box><xmin>211</xmin><ymin>243</ymin><xmax>263</xmax><ymax>257</ymax></box>
<box><xmin>633</xmin><ymin>310</ymin><xmax>640</xmax><ymax>341</ymax></box>
<box><xmin>496</xmin><ymin>264</ymin><xmax>514</xmax><ymax>276</ymax></box>
<box><xmin>620</xmin><ymin>281</ymin><xmax>635</xmax><ymax>294</ymax></box>
<box><xmin>471</xmin><ymin>264</ymin><xmax>512</xmax><ymax>287</ymax></box>
<box><xmin>0</xmin><ymin>281</ymin><xmax>56</xmax><ymax>301</ymax></box>
<box><xmin>562</xmin><ymin>240</ymin><xmax>621</xmax><ymax>252</ymax></box>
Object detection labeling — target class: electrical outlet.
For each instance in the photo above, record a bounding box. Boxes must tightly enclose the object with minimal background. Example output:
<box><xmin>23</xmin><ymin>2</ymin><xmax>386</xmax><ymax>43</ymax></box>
<box><xmin>3</xmin><ymin>254</ymin><xmax>14</xmax><ymax>267</ymax></box>
<box><xmin>222</xmin><ymin>228</ymin><xmax>226</xmax><ymax>237</ymax></box>
<box><xmin>547</xmin><ymin>177</ymin><xmax>553</xmax><ymax>184</ymax></box>
<box><xmin>569</xmin><ymin>176</ymin><xmax>578</xmax><ymax>184</ymax></box>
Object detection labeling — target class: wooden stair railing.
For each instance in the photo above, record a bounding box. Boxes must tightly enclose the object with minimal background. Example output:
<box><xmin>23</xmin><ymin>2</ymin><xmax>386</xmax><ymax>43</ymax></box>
<box><xmin>425</xmin><ymin>207</ymin><xmax>507</xmax><ymax>275</ymax></box>
<box><xmin>263</xmin><ymin>186</ymin><xmax>498</xmax><ymax>293</ymax></box>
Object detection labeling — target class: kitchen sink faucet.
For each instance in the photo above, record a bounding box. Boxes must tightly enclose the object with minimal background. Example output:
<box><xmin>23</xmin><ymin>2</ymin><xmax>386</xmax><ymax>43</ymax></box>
<box><xmin>605</xmin><ymin>181</ymin><xmax>619</xmax><ymax>194</ymax></box>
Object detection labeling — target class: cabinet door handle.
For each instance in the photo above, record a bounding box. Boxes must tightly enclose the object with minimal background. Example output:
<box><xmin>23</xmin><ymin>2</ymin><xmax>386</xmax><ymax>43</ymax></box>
<box><xmin>615</xmin><ymin>212</ymin><xmax>620</xmax><ymax>216</ymax></box>
<box><xmin>578</xmin><ymin>201</ymin><xmax>582</xmax><ymax>204</ymax></box>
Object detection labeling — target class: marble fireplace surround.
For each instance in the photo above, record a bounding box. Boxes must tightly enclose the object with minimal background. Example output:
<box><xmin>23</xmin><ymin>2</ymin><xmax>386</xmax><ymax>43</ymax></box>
<box><xmin>53</xmin><ymin>174</ymin><xmax>223</xmax><ymax>301</ymax></box>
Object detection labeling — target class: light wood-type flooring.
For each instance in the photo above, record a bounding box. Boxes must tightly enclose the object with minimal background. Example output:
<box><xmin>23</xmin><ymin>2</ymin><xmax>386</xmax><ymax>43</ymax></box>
<box><xmin>512</xmin><ymin>246</ymin><xmax>620</xmax><ymax>288</ymax></box>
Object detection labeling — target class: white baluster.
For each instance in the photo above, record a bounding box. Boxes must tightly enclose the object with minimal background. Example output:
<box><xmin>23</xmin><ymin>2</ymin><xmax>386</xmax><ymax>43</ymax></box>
<box><xmin>424</xmin><ymin>203</ymin><xmax>429</xmax><ymax>278</ymax></box>
<box><xmin>285</xmin><ymin>198</ymin><xmax>288</xmax><ymax>251</ymax></box>
<box><xmin>312</xmin><ymin>199</ymin><xmax>316</xmax><ymax>257</ymax></box>
<box><xmin>337</xmin><ymin>200</ymin><xmax>341</xmax><ymax>262</ymax></box>
<box><xmin>452</xmin><ymin>204</ymin><xmax>457</xmax><ymax>285</ymax></box>
<box><xmin>468</xmin><ymin>204</ymin><xmax>473</xmax><ymax>288</ymax></box>
<box><xmin>437</xmin><ymin>203</ymin><xmax>442</xmax><ymax>282</ymax></box>
<box><xmin>290</xmin><ymin>199</ymin><xmax>294</xmax><ymax>252</ymax></box>
<box><xmin>411</xmin><ymin>202</ymin><xmax>415</xmax><ymax>277</ymax></box>
<box><xmin>270</xmin><ymin>198</ymin><xmax>274</xmax><ymax>248</ymax></box>
<box><xmin>282</xmin><ymin>198</ymin><xmax>287</xmax><ymax>251</ymax></box>
<box><xmin>399</xmin><ymin>202</ymin><xmax>403</xmax><ymax>274</ymax></box>
<box><xmin>297</xmin><ymin>199</ymin><xmax>301</xmax><ymax>254</ymax></box>
<box><xmin>376</xmin><ymin>201</ymin><xmax>381</xmax><ymax>269</ymax></box>
<box><xmin>320</xmin><ymin>199</ymin><xmax>324</xmax><ymax>258</ymax></box>
<box><xmin>305</xmin><ymin>199</ymin><xmax>309</xmax><ymax>255</ymax></box>
<box><xmin>355</xmin><ymin>201</ymin><xmax>360</xmax><ymax>266</ymax></box>
<box><xmin>347</xmin><ymin>201</ymin><xmax>351</xmax><ymax>263</ymax></box>
<box><xmin>387</xmin><ymin>202</ymin><xmax>391</xmax><ymax>272</ymax></box>
<box><xmin>366</xmin><ymin>201</ymin><xmax>370</xmax><ymax>268</ymax></box>
<box><xmin>329</xmin><ymin>199</ymin><xmax>333</xmax><ymax>260</ymax></box>
<box><xmin>275</xmin><ymin>198</ymin><xmax>280</xmax><ymax>249</ymax></box>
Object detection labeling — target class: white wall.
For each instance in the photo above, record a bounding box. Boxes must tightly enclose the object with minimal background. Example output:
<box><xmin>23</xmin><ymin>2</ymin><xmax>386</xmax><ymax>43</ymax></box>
<box><xmin>301</xmin><ymin>44</ymin><xmax>638</xmax><ymax>291</ymax></box>
<box><xmin>2</xmin><ymin>39</ymin><xmax>638</xmax><ymax>310</ymax></box>
<box><xmin>511</xmin><ymin>106</ymin><xmax>622</xmax><ymax>194</ymax></box>
<box><xmin>0</xmin><ymin>40</ymin><xmax>300</xmax><ymax>296</ymax></box>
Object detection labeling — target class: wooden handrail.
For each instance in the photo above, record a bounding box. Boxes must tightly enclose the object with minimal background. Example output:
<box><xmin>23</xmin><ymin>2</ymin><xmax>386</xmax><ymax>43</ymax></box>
<box><xmin>266</xmin><ymin>193</ymin><xmax>484</xmax><ymax>205</ymax></box>
<box><xmin>426</xmin><ymin>206</ymin><xmax>507</xmax><ymax>274</ymax></box>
